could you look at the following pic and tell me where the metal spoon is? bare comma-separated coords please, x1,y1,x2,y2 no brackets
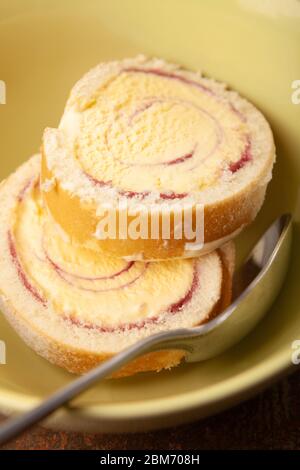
0,213,292,445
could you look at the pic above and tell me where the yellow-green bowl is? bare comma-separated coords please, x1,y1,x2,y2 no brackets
0,0,300,432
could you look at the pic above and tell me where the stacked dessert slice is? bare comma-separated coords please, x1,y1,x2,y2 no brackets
42,56,275,260
0,57,275,376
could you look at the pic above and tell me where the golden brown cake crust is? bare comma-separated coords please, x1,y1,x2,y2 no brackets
42,149,267,260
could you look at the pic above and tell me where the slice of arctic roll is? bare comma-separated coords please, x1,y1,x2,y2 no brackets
42,55,275,260
0,156,234,376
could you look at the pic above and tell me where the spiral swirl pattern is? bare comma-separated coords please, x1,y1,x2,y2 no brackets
9,178,202,332
73,67,251,198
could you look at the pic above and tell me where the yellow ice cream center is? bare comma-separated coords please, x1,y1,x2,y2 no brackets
73,69,248,193
13,182,195,328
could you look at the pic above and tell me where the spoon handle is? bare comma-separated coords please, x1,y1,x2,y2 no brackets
0,335,165,445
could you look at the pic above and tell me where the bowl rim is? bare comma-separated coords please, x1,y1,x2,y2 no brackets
0,347,294,427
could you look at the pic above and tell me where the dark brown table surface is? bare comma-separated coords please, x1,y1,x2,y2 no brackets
1,370,300,450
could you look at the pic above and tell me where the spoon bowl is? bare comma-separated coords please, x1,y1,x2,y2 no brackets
106,213,292,363
161,213,292,362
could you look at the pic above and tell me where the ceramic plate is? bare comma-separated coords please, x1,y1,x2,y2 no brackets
0,0,300,433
